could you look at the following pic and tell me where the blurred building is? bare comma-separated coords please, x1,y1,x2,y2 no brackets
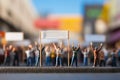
0,0,38,39
106,0,120,48
83,0,109,34
34,14,83,41
110,0,120,21
35,14,83,33
83,5,103,34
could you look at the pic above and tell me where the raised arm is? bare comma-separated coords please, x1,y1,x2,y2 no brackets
76,43,81,51
53,43,57,50
87,47,90,53
72,43,75,51
97,43,103,52
90,42,94,51
72,43,74,47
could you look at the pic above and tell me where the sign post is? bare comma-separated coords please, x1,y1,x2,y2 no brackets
67,31,70,67
39,31,42,67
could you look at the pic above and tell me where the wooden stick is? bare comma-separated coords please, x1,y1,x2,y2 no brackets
40,31,42,67
67,31,70,67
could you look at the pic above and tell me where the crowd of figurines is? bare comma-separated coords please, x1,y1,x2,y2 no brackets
1,42,120,67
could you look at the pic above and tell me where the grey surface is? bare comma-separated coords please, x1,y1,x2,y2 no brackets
0,67,120,73
0,73,119,80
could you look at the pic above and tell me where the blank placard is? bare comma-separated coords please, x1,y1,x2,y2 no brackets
5,32,24,41
85,34,106,42
41,30,68,39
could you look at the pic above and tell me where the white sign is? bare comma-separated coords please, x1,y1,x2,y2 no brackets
85,34,106,42
41,30,68,39
13,40,30,46
5,32,24,41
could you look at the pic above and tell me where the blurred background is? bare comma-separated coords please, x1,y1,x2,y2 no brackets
0,0,120,48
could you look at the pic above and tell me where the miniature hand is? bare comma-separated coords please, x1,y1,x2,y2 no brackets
100,43,103,46
90,42,93,46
